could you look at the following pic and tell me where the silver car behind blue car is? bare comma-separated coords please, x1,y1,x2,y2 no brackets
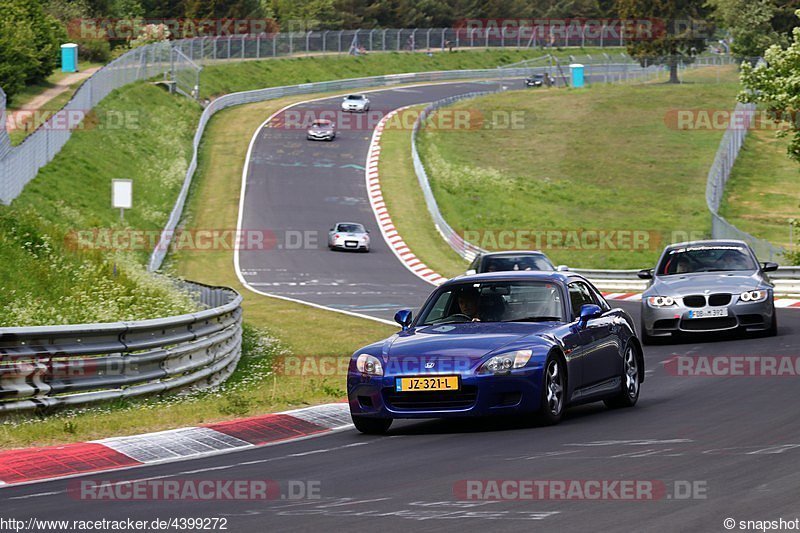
638,240,778,343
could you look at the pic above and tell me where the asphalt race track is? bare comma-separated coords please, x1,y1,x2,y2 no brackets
237,80,514,320
4,79,799,532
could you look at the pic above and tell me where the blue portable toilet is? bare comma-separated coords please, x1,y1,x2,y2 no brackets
61,43,78,73
569,63,585,88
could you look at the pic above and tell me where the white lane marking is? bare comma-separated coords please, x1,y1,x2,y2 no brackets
746,444,800,455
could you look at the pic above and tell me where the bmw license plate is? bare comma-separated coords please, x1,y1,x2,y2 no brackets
687,308,729,319
396,376,459,392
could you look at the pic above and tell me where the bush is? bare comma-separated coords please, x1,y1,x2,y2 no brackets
77,38,111,63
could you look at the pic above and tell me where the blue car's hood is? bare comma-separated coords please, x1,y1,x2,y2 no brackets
380,322,558,374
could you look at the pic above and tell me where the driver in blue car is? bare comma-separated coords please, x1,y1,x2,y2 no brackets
457,286,481,321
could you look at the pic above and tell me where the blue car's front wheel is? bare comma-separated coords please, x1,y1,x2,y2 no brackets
352,415,392,435
538,355,565,425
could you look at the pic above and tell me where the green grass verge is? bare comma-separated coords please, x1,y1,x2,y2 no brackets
0,82,202,326
199,48,619,98
379,106,469,278
414,65,742,270
720,127,800,252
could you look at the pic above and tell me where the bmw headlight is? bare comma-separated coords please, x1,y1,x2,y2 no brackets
356,354,384,376
647,296,675,307
478,350,532,375
739,290,768,303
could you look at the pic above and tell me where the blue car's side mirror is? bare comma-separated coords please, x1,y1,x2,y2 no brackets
578,304,602,327
394,309,413,330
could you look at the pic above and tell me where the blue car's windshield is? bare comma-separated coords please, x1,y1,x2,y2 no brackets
418,281,565,325
658,245,757,275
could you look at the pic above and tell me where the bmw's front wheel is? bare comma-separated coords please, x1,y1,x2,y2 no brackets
538,355,565,425
352,415,392,435
604,344,640,409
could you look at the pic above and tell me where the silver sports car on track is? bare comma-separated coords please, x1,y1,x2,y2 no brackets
638,239,778,343
307,119,336,141
341,94,370,112
328,222,370,252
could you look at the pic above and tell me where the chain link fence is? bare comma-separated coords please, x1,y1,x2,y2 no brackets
0,88,10,161
706,102,785,261
171,47,202,99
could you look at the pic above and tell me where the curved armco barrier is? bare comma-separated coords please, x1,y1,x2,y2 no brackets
0,281,242,413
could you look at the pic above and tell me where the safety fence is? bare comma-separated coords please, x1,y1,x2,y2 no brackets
705,102,785,261
0,281,242,413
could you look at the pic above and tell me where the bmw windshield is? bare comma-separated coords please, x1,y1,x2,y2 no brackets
418,281,566,325
657,245,758,275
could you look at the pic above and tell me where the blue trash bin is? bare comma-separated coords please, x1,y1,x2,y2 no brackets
570,63,585,88
61,43,78,73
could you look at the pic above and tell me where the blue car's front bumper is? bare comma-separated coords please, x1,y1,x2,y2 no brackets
347,366,545,419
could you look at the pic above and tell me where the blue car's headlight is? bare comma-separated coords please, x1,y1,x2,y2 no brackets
477,350,532,375
356,354,384,376
738,290,768,303
647,296,675,307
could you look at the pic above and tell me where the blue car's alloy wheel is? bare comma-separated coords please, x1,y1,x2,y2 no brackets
605,344,640,409
539,356,565,425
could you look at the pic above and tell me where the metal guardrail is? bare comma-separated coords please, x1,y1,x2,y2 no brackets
0,281,242,413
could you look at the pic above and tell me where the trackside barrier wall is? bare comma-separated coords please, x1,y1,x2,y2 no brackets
0,281,242,413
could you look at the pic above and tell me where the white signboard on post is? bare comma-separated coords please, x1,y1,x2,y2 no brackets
112,179,132,220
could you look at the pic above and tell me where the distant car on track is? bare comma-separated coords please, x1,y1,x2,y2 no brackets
466,251,567,275
328,222,370,252
347,271,644,434
638,239,778,344
341,94,370,112
307,119,336,141
524,73,552,87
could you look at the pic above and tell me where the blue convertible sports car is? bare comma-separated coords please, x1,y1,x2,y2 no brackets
347,271,645,434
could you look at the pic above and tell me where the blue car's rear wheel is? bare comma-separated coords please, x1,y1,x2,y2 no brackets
352,415,392,435
538,355,565,425
604,344,640,409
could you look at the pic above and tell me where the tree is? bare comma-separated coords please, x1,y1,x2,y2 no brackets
616,0,713,83
740,10,800,162
709,0,785,58
0,0,67,101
